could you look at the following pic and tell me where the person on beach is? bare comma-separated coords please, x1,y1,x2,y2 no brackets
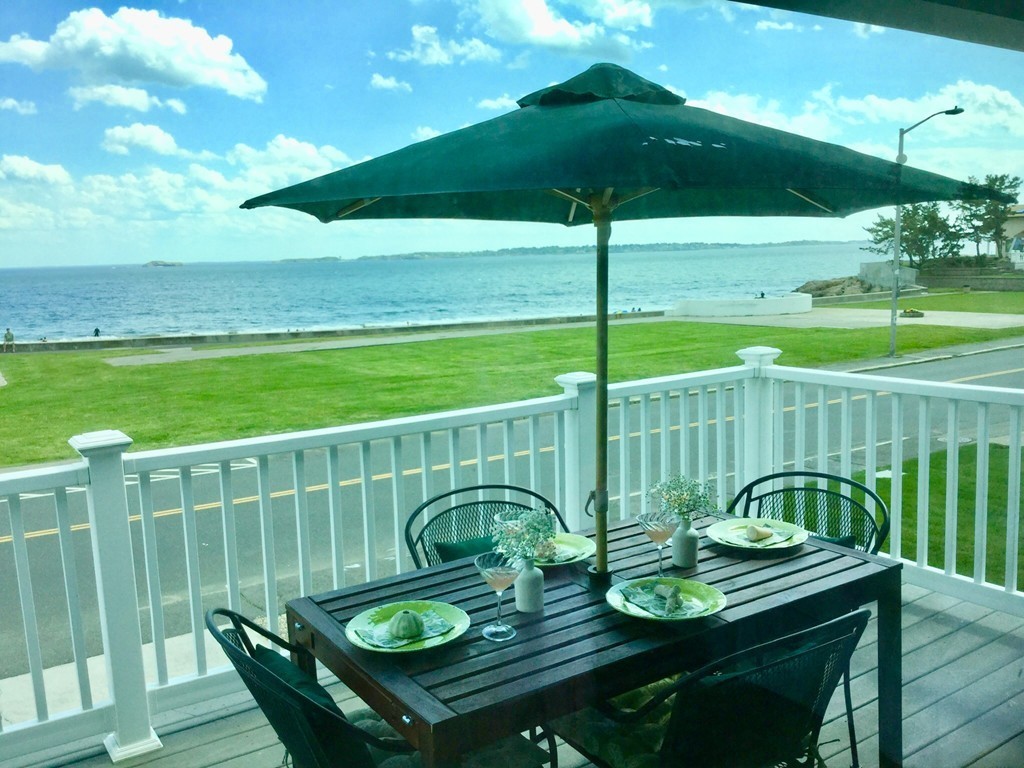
3,328,13,352
93,327,100,337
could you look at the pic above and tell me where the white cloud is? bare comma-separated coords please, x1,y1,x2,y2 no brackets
69,84,187,113
852,22,885,38
228,134,354,192
0,155,72,185
0,97,37,115
387,25,500,65
412,126,442,141
477,93,518,110
0,8,266,101
469,0,642,57
755,20,796,32
102,123,217,159
688,91,837,141
370,73,412,92
820,81,1024,138
570,0,653,30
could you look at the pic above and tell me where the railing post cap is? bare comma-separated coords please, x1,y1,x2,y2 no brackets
736,346,783,366
555,371,597,391
69,430,133,454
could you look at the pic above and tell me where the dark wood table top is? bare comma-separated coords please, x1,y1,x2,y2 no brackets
287,515,903,767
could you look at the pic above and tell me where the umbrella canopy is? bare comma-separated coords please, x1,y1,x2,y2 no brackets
242,63,1012,577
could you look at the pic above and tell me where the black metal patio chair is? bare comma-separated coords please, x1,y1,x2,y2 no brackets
724,470,891,555
206,608,554,768
549,609,871,768
404,484,569,568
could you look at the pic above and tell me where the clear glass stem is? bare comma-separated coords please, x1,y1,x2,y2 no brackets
495,590,505,627
656,544,665,577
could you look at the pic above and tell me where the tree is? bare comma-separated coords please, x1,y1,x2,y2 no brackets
952,194,986,261
977,174,1021,259
863,202,964,268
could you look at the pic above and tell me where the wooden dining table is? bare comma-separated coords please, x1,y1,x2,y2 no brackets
286,515,903,768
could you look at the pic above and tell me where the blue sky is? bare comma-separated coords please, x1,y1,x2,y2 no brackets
1,1,1022,268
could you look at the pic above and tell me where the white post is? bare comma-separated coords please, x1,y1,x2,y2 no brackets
555,372,597,531
69,430,162,761
735,347,782,487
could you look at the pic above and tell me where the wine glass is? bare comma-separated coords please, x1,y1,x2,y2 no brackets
474,551,523,642
636,511,679,577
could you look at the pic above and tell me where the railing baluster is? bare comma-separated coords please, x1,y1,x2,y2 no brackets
715,384,727,505
794,382,806,471
421,432,433,502
841,389,853,480
9,493,48,722
256,455,278,623
916,397,931,569
293,451,312,597
137,471,168,685
619,395,631,520
771,379,782,477
890,393,904,560
179,468,206,674
218,461,241,611
816,385,828,475
390,437,405,572
659,391,670,482
360,441,378,580
944,401,960,576
865,392,878,507
640,394,651,514
54,486,93,709
449,427,461,488
679,386,691,477
475,424,487,485
503,419,515,486
697,385,709,482
974,404,990,584
1006,406,1022,593
529,415,540,489
327,445,345,587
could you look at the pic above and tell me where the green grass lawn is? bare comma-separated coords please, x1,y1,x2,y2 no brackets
1,319,1022,467
853,290,1024,314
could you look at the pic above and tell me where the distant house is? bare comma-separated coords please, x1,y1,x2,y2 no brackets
1008,205,1024,269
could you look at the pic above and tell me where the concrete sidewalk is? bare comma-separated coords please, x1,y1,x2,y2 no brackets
101,307,1024,366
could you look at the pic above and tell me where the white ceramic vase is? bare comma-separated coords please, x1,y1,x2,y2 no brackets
515,558,545,612
671,518,699,568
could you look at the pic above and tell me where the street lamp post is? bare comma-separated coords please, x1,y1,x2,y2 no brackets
888,106,964,357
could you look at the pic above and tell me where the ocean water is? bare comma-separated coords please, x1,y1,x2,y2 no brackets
0,242,873,341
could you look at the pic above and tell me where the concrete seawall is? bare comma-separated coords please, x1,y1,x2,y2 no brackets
13,311,664,353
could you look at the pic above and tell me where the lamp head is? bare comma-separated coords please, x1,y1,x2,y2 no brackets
944,106,964,115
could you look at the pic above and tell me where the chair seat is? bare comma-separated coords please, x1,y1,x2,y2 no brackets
356,710,549,768
548,677,678,768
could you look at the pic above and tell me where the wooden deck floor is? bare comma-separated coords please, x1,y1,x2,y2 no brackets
41,583,1024,768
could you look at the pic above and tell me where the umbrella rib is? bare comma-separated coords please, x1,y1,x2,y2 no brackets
334,197,382,219
786,189,834,214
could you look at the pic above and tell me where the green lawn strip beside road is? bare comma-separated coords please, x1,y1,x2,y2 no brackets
874,443,1024,588
852,290,1024,314
0,321,1022,467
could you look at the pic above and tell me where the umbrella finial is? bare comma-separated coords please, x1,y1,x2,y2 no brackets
517,63,686,108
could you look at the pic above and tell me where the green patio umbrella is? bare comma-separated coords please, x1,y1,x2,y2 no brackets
241,63,1011,577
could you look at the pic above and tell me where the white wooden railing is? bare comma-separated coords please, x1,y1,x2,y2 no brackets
0,346,1020,766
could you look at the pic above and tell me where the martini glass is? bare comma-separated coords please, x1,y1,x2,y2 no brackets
474,551,523,642
636,511,679,577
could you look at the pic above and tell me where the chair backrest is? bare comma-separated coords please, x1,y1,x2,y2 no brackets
205,608,377,768
404,484,569,568
724,471,890,554
662,609,870,767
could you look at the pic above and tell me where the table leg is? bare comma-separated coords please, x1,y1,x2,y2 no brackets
877,574,903,768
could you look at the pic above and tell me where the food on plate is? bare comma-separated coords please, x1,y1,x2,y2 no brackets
654,583,683,613
746,524,774,541
387,609,425,639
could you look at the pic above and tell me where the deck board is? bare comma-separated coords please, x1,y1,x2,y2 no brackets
40,585,1024,768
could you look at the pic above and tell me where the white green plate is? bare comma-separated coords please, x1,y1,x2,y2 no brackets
706,518,809,550
345,600,470,653
606,577,726,622
535,533,597,567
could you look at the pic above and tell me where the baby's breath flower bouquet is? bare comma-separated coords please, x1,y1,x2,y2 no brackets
648,476,715,521
493,506,557,563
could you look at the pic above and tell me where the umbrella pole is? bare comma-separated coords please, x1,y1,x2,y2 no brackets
592,200,611,579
